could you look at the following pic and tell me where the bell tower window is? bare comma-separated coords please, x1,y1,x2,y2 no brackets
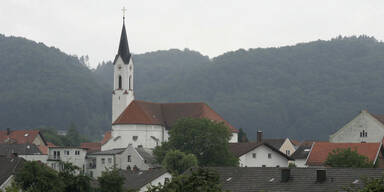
118,76,122,89
129,76,132,90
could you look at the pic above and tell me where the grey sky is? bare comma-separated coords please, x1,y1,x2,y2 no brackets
1,0,384,68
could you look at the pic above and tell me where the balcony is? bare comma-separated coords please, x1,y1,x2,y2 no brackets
47,155,61,161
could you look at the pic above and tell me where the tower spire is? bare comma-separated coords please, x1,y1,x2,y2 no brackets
114,6,131,64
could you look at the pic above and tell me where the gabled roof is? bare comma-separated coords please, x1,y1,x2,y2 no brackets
306,142,381,166
228,142,292,160
0,130,45,145
135,147,157,166
209,167,384,192
290,141,313,159
113,22,131,64
80,142,101,152
0,155,25,186
263,138,286,150
113,100,238,133
370,114,384,125
0,144,42,155
101,131,112,145
120,168,169,190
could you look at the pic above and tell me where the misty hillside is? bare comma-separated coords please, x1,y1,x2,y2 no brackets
96,35,384,140
2,33,384,140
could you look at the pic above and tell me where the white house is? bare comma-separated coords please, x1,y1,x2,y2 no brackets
264,138,297,156
329,110,384,143
120,169,172,192
102,18,238,151
229,142,292,167
47,146,88,173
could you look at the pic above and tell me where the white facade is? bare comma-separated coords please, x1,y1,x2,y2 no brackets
329,110,384,143
139,172,172,192
112,56,134,122
279,138,296,156
229,133,238,143
293,159,308,167
238,145,289,167
47,147,88,172
102,124,168,150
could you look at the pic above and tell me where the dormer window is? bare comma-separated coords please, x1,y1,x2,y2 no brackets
360,130,368,138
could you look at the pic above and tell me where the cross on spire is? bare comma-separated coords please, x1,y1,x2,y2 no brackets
121,7,127,22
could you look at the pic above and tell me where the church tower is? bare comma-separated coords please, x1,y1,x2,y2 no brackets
112,15,134,122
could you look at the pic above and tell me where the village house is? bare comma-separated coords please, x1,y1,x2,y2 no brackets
305,142,384,167
0,129,49,154
210,167,384,192
290,141,313,167
229,132,292,167
263,138,297,156
120,169,171,192
0,143,47,163
330,110,384,143
47,146,88,173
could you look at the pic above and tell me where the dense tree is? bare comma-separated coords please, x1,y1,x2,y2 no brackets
59,162,91,192
146,168,225,192
158,118,237,166
97,168,125,192
345,176,384,192
14,161,64,192
325,148,373,168
162,150,198,175
40,126,88,146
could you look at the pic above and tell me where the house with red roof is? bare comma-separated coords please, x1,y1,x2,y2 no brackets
305,142,384,167
330,110,384,143
0,129,48,154
103,18,238,151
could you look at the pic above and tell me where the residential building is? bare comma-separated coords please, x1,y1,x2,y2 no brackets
125,145,159,171
47,146,88,172
120,169,171,192
0,155,25,191
330,110,384,143
264,138,297,156
305,142,383,167
0,143,47,163
290,141,313,167
0,129,48,154
209,167,384,192
229,142,292,167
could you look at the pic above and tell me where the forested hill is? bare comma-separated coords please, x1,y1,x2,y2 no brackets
95,35,384,140
0,34,111,138
2,34,384,140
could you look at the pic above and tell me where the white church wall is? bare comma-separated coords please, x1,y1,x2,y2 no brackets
329,110,384,143
239,145,289,167
102,124,168,151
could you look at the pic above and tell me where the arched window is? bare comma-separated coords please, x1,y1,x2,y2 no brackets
118,76,122,89
129,76,132,90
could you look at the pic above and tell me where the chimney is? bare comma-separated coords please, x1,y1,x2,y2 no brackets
281,168,290,182
257,131,263,144
316,169,326,182
6,128,10,135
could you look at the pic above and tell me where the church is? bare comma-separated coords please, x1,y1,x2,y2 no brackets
101,17,238,151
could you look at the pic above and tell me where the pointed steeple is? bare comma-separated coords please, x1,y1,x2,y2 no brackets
114,17,131,64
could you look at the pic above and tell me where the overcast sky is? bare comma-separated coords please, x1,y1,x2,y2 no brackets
1,0,384,68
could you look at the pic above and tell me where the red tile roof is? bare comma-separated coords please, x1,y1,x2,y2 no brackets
101,131,111,145
113,100,238,133
81,142,101,152
0,130,41,144
306,142,381,166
